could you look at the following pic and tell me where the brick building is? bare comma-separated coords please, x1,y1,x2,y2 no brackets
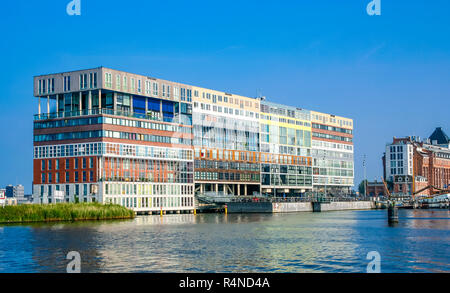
382,127,450,196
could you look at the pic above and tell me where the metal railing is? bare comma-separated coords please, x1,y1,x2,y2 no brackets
34,109,190,125
196,193,374,204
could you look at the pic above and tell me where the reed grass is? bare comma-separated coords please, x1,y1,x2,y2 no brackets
0,203,135,223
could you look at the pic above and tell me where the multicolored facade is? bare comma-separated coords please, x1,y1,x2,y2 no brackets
33,67,354,212
310,111,355,195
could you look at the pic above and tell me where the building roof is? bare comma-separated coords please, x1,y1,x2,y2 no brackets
429,127,450,145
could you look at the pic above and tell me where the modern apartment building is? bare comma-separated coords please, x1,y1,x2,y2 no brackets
5,184,25,198
259,101,314,196
33,67,354,212
310,111,355,195
33,67,195,213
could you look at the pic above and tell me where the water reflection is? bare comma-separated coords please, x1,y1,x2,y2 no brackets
0,210,448,273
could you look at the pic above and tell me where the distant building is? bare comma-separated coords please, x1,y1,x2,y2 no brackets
382,127,450,196
5,184,25,199
4,198,18,206
366,181,387,197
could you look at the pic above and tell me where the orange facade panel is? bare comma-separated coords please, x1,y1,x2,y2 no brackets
194,147,312,166
33,156,98,185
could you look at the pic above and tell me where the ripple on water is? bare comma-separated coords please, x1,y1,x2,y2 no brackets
0,210,449,272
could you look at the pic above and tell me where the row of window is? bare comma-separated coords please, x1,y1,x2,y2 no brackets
389,145,405,153
104,158,192,172
79,73,98,90
104,183,193,196
261,164,312,175
103,144,193,161
389,153,404,160
39,184,94,198
390,168,405,175
311,140,354,151
101,158,193,184
261,174,313,187
312,176,354,186
311,149,353,160
41,170,94,184
202,92,259,110
260,114,311,127
102,173,193,184
103,116,192,134
260,144,311,157
260,103,310,121
313,158,354,169
194,102,260,119
312,168,354,177
34,142,193,161
39,72,99,95
38,78,55,94
260,127,312,148
312,132,353,143
312,113,353,128
195,160,260,172
34,117,101,129
41,158,94,171
103,130,192,145
312,123,353,134
106,196,194,209
34,130,192,145
105,73,193,102
194,172,260,182
35,115,192,135
390,160,404,168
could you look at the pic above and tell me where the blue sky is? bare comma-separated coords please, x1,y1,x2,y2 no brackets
0,0,449,193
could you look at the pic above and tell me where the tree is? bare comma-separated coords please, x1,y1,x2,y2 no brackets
359,180,368,195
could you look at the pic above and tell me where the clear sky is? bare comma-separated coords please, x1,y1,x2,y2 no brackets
0,0,449,193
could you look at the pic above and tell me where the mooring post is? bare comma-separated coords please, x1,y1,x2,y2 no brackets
387,201,398,223
312,201,321,212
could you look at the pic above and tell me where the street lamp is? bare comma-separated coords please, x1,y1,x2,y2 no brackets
323,152,327,197
363,154,367,197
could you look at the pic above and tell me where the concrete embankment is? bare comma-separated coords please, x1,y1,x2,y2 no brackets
226,202,273,213
227,201,375,213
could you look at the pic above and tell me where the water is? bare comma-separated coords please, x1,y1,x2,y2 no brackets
0,209,449,273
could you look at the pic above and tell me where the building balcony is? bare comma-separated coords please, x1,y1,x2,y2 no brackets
34,109,192,125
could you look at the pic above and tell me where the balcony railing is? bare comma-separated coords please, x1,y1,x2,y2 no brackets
34,109,192,125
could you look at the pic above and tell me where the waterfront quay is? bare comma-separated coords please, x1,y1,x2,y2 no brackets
193,195,376,214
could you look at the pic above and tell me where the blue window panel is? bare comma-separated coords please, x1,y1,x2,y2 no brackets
163,113,174,123
162,101,174,113
147,98,160,112
133,96,146,109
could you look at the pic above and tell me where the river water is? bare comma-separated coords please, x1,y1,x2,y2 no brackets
0,209,448,273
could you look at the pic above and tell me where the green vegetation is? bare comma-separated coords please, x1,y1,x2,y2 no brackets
358,180,368,195
0,203,135,224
